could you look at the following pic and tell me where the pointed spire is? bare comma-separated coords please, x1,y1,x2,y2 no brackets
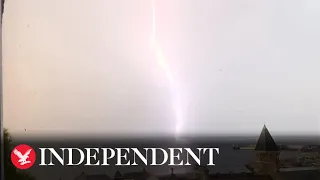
142,168,149,179
167,168,178,180
115,170,122,179
255,125,278,151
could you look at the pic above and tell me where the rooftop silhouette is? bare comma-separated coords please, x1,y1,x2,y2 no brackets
255,125,278,151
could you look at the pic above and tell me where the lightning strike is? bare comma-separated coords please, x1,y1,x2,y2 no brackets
150,0,184,136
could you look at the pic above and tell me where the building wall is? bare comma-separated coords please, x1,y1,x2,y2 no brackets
255,152,280,175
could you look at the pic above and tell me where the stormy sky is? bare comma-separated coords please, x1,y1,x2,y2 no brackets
3,0,320,137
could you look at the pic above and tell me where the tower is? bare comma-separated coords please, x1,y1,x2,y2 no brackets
167,168,178,180
192,165,209,180
254,125,280,175
114,170,123,180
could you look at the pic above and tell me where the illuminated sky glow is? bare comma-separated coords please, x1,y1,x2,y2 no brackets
150,0,184,136
3,0,320,137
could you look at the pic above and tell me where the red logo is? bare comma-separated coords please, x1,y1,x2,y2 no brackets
11,144,36,170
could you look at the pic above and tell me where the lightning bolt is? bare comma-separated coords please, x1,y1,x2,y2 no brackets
150,0,183,137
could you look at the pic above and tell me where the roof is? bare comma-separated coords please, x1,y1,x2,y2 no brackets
123,169,150,180
74,173,111,180
115,170,122,179
207,173,272,180
86,175,111,180
280,167,319,172
255,125,278,151
271,170,320,180
164,168,184,180
167,173,179,180
147,175,160,180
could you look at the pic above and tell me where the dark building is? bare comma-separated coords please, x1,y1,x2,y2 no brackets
114,170,123,180
122,168,150,180
74,172,111,180
253,125,280,175
72,125,320,180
